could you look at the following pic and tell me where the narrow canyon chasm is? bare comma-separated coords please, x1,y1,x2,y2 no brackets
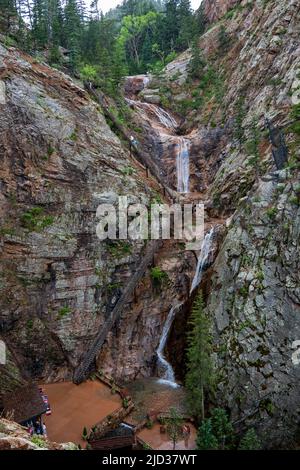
1,0,300,451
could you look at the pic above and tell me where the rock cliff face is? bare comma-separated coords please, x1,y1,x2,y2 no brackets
1,0,300,449
0,43,192,386
0,418,77,450
202,0,241,23
209,169,300,447
156,0,299,447
124,0,300,446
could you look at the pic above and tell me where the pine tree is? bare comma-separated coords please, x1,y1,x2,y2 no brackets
32,0,48,47
234,94,246,144
163,0,179,52
178,0,195,49
64,0,83,68
210,408,234,450
238,429,262,450
218,24,231,54
196,418,218,450
166,407,183,450
0,0,17,34
185,292,214,421
194,2,206,37
188,40,206,79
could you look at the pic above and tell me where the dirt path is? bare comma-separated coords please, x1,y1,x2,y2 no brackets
40,380,121,447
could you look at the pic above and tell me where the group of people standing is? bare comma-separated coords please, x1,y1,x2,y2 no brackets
27,419,47,438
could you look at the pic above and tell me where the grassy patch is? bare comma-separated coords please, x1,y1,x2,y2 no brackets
58,306,72,318
150,266,168,288
21,207,54,232
31,436,47,448
20,206,54,232
107,241,132,258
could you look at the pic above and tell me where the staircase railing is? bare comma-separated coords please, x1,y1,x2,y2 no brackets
84,82,177,201
73,240,162,384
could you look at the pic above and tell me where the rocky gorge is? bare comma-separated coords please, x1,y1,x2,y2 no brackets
0,0,300,450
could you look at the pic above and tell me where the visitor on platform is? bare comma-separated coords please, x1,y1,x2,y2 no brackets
182,424,191,449
42,423,47,438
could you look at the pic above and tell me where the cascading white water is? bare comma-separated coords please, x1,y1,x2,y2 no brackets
126,99,178,130
126,90,191,194
176,137,190,193
190,228,215,294
156,304,182,388
150,105,178,129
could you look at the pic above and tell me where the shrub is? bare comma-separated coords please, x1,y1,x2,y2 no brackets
82,426,88,441
80,64,98,82
150,267,168,287
123,398,129,409
238,428,262,450
21,207,54,231
121,166,135,176
58,306,72,318
266,207,278,220
289,104,300,135
107,241,132,258
218,25,231,54
146,418,154,429
31,435,47,448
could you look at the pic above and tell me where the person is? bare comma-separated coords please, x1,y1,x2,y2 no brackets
27,422,34,436
129,135,138,154
182,424,191,449
42,423,47,438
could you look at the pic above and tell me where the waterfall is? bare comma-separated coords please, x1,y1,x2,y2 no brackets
190,228,215,294
156,304,182,388
125,99,178,131
176,138,190,193
149,105,178,129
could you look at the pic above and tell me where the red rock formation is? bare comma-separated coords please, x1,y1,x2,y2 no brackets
202,0,242,23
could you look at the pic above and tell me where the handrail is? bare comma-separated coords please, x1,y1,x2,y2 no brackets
73,240,162,384
84,82,177,201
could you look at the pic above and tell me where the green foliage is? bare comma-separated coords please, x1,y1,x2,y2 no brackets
266,207,278,220
31,435,47,448
21,207,54,232
146,418,154,429
120,166,135,176
11,0,200,88
185,292,214,420
150,266,168,287
218,25,231,54
122,397,129,409
82,426,88,440
107,241,132,258
142,442,152,449
188,41,206,80
80,64,98,82
210,408,234,449
289,104,300,136
245,117,261,158
58,306,72,318
197,408,257,450
196,418,218,450
238,428,262,450
234,95,246,144
166,407,183,450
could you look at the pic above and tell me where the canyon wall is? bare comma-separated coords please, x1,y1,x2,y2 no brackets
159,0,299,447
0,42,192,387
1,0,300,448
